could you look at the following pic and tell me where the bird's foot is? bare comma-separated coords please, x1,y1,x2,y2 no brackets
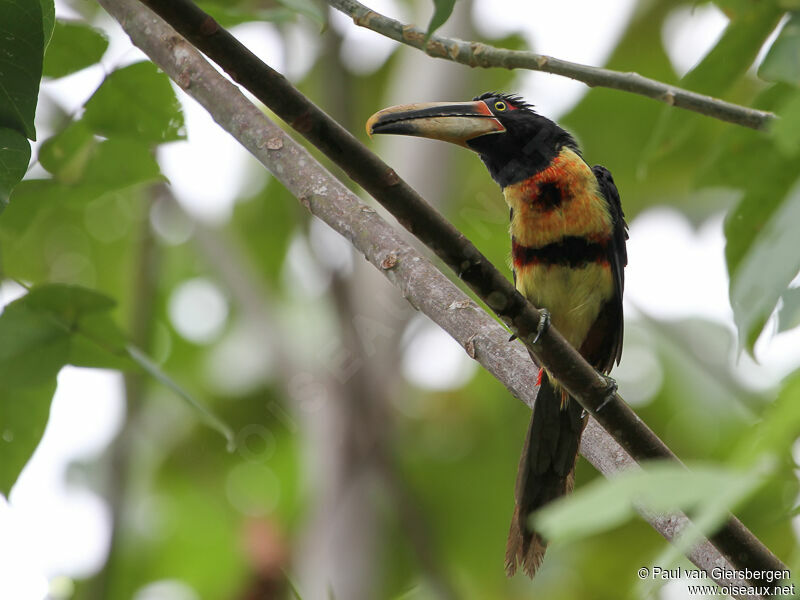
596,376,618,412
532,309,550,344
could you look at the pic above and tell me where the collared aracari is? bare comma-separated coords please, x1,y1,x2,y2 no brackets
366,92,628,577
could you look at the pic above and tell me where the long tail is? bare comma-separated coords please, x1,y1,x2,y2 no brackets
505,370,586,577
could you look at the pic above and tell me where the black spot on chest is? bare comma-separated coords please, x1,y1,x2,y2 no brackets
537,182,564,210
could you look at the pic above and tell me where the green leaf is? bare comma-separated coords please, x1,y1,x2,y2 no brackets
0,0,45,140
0,298,68,495
0,282,235,494
778,286,800,332
37,120,96,182
0,286,76,494
702,86,800,354
425,0,456,41
0,302,70,388
0,138,161,247
0,179,61,239
731,370,800,465
68,312,132,370
0,381,58,495
43,20,109,79
771,88,800,155
0,284,135,372
0,283,129,493
275,0,325,28
683,3,782,94
15,284,135,369
83,62,186,144
642,463,766,597
80,137,164,190
533,461,760,544
0,127,31,212
23,283,116,318
641,398,788,580
728,179,800,352
728,178,800,353
40,0,54,46
759,12,800,85
640,2,782,170
80,137,161,187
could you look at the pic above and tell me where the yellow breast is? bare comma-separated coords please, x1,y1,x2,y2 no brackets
515,262,613,350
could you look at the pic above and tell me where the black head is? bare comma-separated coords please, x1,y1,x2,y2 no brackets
467,92,579,187
367,92,579,188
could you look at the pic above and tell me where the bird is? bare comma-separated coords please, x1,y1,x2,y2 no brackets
366,92,628,577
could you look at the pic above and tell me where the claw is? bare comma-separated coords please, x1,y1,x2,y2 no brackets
532,309,550,344
596,376,618,412
508,333,518,342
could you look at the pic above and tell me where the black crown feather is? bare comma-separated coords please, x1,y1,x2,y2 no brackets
473,91,535,112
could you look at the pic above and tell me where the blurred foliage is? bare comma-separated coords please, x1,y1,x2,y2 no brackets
199,0,326,28
759,11,800,85
42,20,109,79
2,0,800,599
425,0,456,40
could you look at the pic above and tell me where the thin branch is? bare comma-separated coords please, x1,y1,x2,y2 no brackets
99,0,782,592
328,0,774,131
125,0,785,583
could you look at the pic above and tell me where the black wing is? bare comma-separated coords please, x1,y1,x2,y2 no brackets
590,165,628,372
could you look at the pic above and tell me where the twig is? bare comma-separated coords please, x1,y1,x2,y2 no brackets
328,0,774,131
99,0,783,591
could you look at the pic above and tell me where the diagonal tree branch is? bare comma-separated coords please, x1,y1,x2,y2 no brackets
126,0,785,583
327,0,775,131
99,0,784,592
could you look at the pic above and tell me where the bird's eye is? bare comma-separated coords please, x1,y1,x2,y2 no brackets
494,101,507,112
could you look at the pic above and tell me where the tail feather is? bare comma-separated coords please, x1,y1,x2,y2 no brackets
505,372,586,577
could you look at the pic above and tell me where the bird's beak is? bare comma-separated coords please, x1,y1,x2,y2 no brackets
366,101,505,148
